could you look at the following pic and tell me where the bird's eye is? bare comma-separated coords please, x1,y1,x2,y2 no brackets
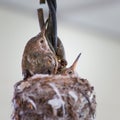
40,39,44,43
67,70,73,75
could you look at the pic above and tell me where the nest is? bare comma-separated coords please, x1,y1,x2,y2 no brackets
12,74,96,120
12,0,96,119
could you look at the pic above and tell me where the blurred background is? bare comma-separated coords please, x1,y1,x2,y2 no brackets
0,0,120,119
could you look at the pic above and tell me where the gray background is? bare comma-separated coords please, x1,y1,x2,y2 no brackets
0,0,120,119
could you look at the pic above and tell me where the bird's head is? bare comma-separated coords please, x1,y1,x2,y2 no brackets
24,20,51,52
61,53,81,76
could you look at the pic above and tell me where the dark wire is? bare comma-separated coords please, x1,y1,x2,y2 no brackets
46,0,57,52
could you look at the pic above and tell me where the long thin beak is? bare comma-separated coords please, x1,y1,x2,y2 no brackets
41,19,48,37
70,53,81,70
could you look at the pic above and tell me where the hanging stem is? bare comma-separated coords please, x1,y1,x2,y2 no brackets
37,8,45,30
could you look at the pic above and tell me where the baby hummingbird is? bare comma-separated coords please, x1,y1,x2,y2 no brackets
61,53,81,76
22,21,58,79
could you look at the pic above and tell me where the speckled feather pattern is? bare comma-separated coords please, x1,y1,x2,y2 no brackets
22,33,58,76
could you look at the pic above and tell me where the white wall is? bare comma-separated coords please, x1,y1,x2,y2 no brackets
0,6,120,120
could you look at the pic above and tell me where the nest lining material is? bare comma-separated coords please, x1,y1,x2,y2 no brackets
12,74,96,120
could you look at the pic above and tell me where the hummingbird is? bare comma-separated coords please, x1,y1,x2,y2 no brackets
22,21,58,79
61,53,81,76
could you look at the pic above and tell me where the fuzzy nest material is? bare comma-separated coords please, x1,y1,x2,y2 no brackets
12,74,96,120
